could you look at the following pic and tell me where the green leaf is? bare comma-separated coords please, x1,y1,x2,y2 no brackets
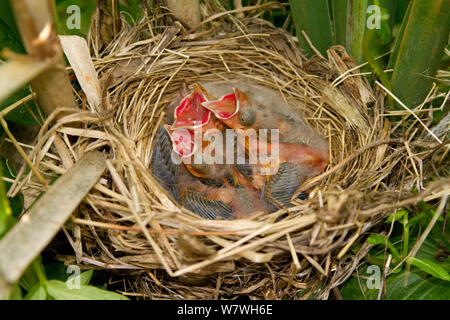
0,2,20,40
289,0,334,57
46,280,129,300
0,152,107,286
19,265,41,292
55,0,97,37
407,257,450,281
340,265,450,300
331,0,347,46
44,262,72,282
8,283,23,300
409,218,450,271
406,212,427,228
1,158,23,217
367,234,388,245
385,209,409,224
332,0,396,58
367,234,401,259
0,160,15,238
79,270,94,285
24,283,47,300
0,89,43,126
339,264,380,299
384,270,450,300
346,0,369,64
373,4,394,46
120,0,144,24
0,17,43,126
389,0,450,107
394,0,411,24
0,18,24,54
376,0,397,31
64,268,95,287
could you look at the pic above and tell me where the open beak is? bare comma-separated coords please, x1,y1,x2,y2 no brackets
164,124,198,158
172,84,211,129
202,91,239,120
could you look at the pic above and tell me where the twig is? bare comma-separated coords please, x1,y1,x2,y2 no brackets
377,254,392,300
11,0,78,117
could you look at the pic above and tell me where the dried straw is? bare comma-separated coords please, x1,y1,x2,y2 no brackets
7,5,449,300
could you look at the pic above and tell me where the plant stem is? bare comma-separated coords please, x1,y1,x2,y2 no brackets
166,0,201,29
346,0,369,64
10,0,78,117
402,211,409,259
31,260,47,285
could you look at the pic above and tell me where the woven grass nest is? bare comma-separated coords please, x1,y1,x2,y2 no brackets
11,6,449,299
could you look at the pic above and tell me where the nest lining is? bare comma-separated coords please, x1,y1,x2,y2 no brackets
8,8,449,299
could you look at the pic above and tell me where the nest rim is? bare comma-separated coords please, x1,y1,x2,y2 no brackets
9,8,449,299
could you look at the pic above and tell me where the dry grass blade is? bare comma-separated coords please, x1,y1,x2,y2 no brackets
59,36,102,112
0,55,52,103
0,151,107,287
4,5,448,299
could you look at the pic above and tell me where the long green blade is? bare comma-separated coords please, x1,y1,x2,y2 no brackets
377,0,397,28
290,0,334,57
389,0,450,107
332,0,347,46
346,0,369,64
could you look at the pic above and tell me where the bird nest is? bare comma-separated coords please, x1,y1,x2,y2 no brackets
9,7,448,299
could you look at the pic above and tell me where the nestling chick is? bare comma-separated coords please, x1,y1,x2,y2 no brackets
201,80,329,206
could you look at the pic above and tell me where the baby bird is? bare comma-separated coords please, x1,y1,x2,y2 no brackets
153,82,276,219
152,125,234,219
201,81,329,207
164,83,232,180
202,87,329,173
152,124,275,219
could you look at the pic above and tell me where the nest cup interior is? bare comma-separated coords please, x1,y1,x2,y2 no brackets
10,9,447,299
100,17,384,223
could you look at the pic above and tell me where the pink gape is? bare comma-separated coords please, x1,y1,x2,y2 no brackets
159,81,330,218
165,84,212,159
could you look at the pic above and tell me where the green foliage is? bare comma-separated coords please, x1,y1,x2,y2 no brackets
331,0,347,46
46,280,129,300
9,258,129,300
406,257,450,282
0,17,24,54
1,158,23,218
340,206,450,300
367,234,401,260
341,266,450,300
0,17,43,126
289,0,333,57
54,0,146,36
389,0,450,107
120,0,146,24
0,0,20,40
24,283,47,300
8,284,23,300
291,0,449,109
1,0,448,300
0,160,16,238
54,0,97,36
0,155,125,300
346,0,369,64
